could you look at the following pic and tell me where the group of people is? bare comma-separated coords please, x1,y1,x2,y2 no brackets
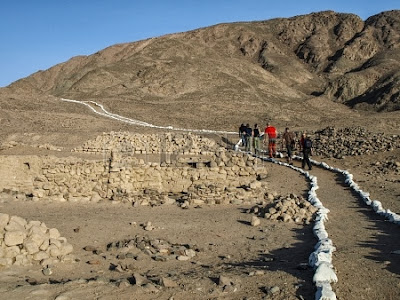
238,122,313,170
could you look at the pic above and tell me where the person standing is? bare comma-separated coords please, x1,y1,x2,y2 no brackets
282,127,295,164
239,123,247,147
253,124,260,154
264,122,277,158
300,132,313,170
245,124,253,152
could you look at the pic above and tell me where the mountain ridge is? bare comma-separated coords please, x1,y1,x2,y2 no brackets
1,10,399,135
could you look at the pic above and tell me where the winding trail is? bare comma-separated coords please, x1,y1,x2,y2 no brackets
60,97,400,299
60,98,237,135
308,163,400,299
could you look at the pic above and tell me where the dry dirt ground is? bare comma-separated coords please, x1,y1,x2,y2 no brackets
0,96,399,300
0,141,399,300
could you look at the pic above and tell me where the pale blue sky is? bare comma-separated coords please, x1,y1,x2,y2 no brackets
0,0,398,87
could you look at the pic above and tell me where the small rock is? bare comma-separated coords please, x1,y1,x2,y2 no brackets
114,264,124,273
133,272,150,286
95,276,109,283
218,275,233,287
117,279,131,288
87,260,101,265
42,267,53,276
269,286,280,294
83,245,97,252
55,295,70,300
153,255,168,262
176,255,190,261
159,277,178,288
251,216,261,227
144,221,154,231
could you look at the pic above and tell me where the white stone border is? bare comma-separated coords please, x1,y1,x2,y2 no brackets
234,138,338,299
60,98,237,135
260,154,337,300
306,157,400,225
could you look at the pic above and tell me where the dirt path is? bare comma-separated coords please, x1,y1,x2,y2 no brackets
60,98,237,135
306,162,400,300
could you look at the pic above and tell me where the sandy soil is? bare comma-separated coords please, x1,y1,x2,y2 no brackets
0,95,399,300
0,147,399,300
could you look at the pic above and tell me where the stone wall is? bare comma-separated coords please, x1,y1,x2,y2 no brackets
72,132,218,156
0,133,270,206
30,150,269,206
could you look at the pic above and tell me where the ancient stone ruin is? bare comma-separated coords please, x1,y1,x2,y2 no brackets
1,132,271,208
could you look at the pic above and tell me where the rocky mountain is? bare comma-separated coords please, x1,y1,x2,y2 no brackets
1,10,400,133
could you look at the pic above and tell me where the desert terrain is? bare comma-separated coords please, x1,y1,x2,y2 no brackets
0,10,400,300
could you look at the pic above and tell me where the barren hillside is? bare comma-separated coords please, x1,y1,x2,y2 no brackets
1,10,400,137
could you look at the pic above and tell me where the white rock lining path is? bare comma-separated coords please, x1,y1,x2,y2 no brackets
60,98,237,135
60,97,400,300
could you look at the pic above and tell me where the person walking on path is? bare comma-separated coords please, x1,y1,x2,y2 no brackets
264,122,277,158
282,127,296,164
245,123,253,152
253,124,261,154
300,132,313,170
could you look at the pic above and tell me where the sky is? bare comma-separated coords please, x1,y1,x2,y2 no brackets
0,0,398,87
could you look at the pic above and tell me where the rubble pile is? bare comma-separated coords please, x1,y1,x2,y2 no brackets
107,235,199,262
0,213,74,267
310,126,400,158
370,157,400,175
1,141,62,151
251,194,317,224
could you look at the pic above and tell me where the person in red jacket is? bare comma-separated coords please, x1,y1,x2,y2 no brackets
263,122,277,158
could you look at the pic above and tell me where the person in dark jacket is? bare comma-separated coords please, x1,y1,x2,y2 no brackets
282,127,295,164
300,132,313,170
245,123,252,152
253,124,260,154
239,123,247,147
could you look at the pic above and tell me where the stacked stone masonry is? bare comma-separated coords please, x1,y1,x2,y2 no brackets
31,151,269,206
5,133,270,206
72,132,218,156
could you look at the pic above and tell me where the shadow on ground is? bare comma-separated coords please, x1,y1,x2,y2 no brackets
335,173,400,276
226,224,316,299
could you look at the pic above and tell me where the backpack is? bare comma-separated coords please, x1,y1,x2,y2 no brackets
304,138,312,149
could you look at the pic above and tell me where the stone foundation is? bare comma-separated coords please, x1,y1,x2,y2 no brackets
0,133,271,206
